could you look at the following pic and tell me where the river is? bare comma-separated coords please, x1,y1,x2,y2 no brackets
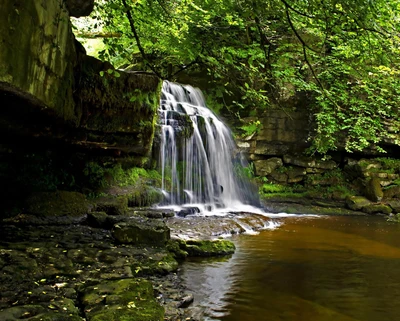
181,215,400,321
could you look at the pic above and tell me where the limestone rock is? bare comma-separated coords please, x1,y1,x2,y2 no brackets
0,0,77,122
65,0,94,17
365,177,384,202
346,196,372,211
388,201,400,213
384,186,400,199
181,239,236,257
254,157,283,176
362,204,392,215
94,195,129,216
287,166,307,183
112,217,170,246
283,155,337,170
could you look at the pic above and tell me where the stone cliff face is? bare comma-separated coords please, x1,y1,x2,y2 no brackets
0,0,77,123
0,0,161,157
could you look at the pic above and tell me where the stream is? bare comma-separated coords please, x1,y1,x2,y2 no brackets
181,215,400,321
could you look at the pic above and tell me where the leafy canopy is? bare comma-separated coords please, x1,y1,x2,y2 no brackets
74,0,400,154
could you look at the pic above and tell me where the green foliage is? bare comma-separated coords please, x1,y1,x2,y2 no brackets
74,0,400,154
260,183,292,194
83,163,162,190
239,120,261,138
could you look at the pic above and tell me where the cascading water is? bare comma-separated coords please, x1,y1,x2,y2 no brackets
158,81,261,215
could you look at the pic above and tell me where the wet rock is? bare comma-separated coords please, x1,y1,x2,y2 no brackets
177,207,200,217
94,196,128,216
363,204,392,215
177,294,194,308
346,196,372,211
87,211,109,228
66,0,95,17
132,253,179,276
182,239,236,257
81,278,164,321
24,191,89,217
365,177,384,202
112,217,170,246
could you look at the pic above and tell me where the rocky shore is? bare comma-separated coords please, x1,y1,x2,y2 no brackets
0,193,276,321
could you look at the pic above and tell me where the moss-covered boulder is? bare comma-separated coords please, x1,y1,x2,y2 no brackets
24,191,89,217
131,253,179,276
181,239,236,257
362,204,392,215
346,196,372,211
112,217,170,246
87,211,109,228
82,279,164,321
94,195,128,216
365,177,384,202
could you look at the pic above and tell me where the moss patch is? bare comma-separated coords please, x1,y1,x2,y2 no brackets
24,191,89,217
82,279,164,321
180,239,236,257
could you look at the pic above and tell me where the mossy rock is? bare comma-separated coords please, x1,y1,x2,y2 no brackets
181,239,236,257
346,196,372,211
87,211,109,228
82,279,164,321
362,204,392,215
112,217,170,246
0,304,81,321
24,191,89,217
388,201,400,213
127,187,163,207
94,195,128,215
131,253,179,276
365,177,384,202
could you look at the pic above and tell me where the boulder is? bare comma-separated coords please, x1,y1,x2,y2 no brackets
65,0,94,17
112,217,170,246
253,157,283,176
94,195,128,216
181,239,236,257
362,204,392,215
365,177,384,202
346,196,372,211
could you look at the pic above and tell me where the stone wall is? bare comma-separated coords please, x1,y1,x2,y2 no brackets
239,109,310,161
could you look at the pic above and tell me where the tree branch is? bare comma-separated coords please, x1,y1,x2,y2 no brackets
121,0,163,78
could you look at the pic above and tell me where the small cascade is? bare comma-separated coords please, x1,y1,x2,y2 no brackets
158,81,260,215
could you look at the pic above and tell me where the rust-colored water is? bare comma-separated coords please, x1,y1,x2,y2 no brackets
181,215,400,321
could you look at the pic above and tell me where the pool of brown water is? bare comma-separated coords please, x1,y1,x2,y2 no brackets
181,215,400,321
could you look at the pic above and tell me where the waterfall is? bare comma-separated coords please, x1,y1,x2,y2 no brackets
158,81,260,215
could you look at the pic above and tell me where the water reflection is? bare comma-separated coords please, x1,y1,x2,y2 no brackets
181,216,400,321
